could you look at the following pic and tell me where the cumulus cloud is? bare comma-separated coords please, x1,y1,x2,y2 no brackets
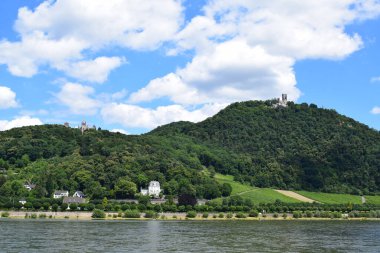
0,86,18,109
55,83,100,115
371,106,380,114
101,103,227,129
57,56,125,83
110,129,129,135
130,0,380,109
0,116,43,131
0,0,183,81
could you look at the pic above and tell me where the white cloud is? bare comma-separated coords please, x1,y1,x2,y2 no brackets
57,56,125,83
110,129,129,135
370,76,380,82
130,0,380,108
0,0,183,80
371,106,380,114
55,83,100,115
101,103,227,129
131,40,299,105
0,116,43,131
0,86,18,109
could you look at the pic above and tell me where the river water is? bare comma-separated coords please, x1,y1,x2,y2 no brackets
0,219,379,252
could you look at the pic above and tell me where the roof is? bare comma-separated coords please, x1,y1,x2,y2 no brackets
54,190,68,194
63,197,86,204
149,181,160,187
74,191,85,196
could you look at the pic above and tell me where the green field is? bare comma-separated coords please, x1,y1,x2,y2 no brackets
296,191,380,205
365,196,380,205
215,173,300,203
215,173,380,205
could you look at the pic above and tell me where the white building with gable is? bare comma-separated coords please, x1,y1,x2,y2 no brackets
140,181,161,198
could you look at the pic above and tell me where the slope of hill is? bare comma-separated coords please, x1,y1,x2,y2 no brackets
150,100,380,194
0,100,379,203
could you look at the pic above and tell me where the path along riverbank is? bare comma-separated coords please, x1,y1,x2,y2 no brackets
1,211,379,221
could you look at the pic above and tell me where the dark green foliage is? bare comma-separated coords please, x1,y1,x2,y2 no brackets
0,99,379,202
124,210,140,218
186,211,197,218
151,101,380,194
144,210,158,219
91,209,105,219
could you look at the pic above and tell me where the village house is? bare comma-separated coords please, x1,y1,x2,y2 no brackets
53,190,69,199
140,181,161,198
24,183,36,191
73,191,85,198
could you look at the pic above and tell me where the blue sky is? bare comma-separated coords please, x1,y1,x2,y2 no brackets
0,0,379,134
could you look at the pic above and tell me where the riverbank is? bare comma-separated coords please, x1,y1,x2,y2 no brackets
1,211,379,221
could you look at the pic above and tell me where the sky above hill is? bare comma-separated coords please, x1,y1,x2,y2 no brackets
0,0,380,134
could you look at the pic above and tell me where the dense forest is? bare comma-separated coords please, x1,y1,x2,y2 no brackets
0,100,379,203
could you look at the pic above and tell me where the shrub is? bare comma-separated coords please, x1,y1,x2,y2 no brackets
273,213,279,218
282,213,288,219
124,210,141,218
218,213,224,218
186,211,197,218
61,203,68,211
213,214,217,219
1,212,10,218
92,209,106,219
236,212,247,218
30,213,37,219
39,214,47,219
69,203,78,211
52,204,59,212
87,203,95,211
249,210,259,217
226,213,233,219
144,211,158,219
202,212,209,219
172,215,177,219
293,211,301,219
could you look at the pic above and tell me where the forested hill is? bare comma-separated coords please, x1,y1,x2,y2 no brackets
0,100,379,201
150,100,380,194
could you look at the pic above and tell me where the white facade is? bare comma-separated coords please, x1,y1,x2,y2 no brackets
141,181,161,198
53,191,69,199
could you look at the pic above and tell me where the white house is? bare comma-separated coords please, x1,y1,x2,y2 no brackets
19,199,27,205
73,191,85,198
140,181,161,198
24,183,36,191
53,190,69,199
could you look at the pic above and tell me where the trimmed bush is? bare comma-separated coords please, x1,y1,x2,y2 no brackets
92,209,106,219
186,211,197,218
249,210,259,217
236,212,247,218
273,213,279,218
282,213,288,219
202,212,209,219
218,213,224,218
1,212,10,218
39,214,47,219
124,210,141,218
226,213,233,219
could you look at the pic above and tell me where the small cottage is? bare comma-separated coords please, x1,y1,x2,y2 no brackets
73,191,85,198
24,183,36,191
53,190,69,199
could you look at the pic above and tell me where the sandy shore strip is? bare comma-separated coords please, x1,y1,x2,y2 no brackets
275,190,316,203
1,211,378,221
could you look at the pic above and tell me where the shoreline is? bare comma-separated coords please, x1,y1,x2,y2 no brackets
1,211,379,221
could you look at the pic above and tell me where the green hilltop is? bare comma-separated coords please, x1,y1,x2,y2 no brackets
0,100,379,203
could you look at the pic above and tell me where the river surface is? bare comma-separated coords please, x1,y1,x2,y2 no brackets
0,219,379,252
